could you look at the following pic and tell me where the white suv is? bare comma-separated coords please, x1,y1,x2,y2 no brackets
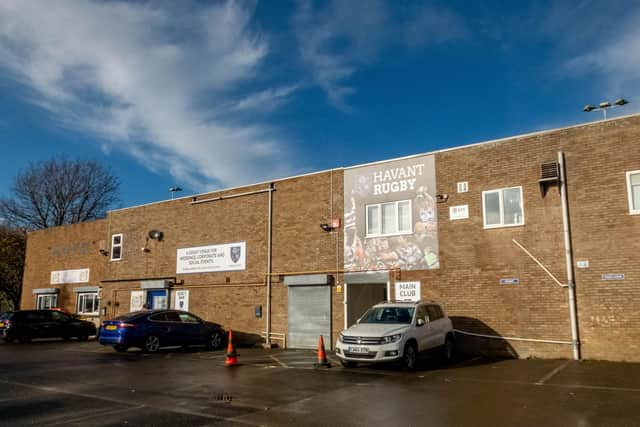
335,300,455,370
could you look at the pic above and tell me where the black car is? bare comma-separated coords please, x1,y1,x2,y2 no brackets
99,309,227,353
0,310,97,343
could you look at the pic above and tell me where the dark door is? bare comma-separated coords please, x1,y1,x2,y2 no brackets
146,312,175,346
49,310,72,338
31,311,56,338
177,312,204,345
347,283,387,327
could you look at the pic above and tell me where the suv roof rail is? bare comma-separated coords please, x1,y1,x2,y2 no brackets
375,299,439,305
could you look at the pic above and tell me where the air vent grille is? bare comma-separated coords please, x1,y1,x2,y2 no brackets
540,162,559,180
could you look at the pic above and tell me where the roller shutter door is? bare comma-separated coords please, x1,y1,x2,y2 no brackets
288,285,331,349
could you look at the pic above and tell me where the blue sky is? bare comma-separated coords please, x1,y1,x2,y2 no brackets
0,0,638,208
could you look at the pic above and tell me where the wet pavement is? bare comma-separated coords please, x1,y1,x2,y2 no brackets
1,339,640,426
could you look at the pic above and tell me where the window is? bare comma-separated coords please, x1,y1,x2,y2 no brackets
482,186,524,228
37,294,57,310
626,171,640,214
426,305,443,321
178,313,200,323
77,292,99,315
50,311,71,322
365,200,412,237
149,313,167,322
111,234,123,261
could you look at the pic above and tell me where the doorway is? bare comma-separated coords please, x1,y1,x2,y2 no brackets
146,290,168,309
346,283,387,327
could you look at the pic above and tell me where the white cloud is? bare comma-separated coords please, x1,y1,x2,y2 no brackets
292,0,388,110
0,0,296,191
292,0,466,110
563,8,640,112
403,4,467,49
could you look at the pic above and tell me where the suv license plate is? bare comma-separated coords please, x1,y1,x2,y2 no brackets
105,325,117,331
348,346,369,354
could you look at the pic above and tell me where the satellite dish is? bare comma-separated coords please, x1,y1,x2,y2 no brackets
148,230,164,241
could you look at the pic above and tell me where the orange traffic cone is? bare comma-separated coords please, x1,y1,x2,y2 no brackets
314,335,331,368
225,329,238,367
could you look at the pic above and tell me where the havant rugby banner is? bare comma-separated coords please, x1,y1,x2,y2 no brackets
177,242,246,274
344,154,439,271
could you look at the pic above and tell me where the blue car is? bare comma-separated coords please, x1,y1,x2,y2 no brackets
99,309,226,353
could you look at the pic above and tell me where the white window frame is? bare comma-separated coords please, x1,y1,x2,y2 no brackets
110,233,123,261
626,170,640,215
365,200,413,238
76,292,100,315
482,186,525,229
37,294,57,310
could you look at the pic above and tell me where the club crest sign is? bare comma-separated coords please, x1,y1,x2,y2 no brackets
177,242,246,274
230,246,242,263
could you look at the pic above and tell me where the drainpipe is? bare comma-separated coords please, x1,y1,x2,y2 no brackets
558,151,580,360
265,183,274,347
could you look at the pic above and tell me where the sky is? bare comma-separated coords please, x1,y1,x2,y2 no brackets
0,0,638,208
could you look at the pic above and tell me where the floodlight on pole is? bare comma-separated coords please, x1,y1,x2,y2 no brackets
583,98,629,120
169,186,183,200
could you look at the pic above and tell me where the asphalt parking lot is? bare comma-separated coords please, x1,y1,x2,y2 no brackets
1,339,640,426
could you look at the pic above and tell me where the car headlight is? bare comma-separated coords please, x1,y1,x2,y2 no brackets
338,333,344,343
381,334,402,344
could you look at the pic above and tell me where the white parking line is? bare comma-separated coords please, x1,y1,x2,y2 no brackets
269,355,289,368
536,360,571,385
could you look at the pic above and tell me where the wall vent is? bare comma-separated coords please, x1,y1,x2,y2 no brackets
539,162,560,197
540,162,559,180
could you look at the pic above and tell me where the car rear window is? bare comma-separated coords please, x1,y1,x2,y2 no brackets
114,311,147,321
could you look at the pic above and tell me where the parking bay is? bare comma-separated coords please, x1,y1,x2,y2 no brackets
1,340,640,426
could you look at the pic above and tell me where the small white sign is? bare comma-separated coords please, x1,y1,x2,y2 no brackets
177,242,246,274
130,290,145,311
395,281,421,302
173,290,189,311
576,260,589,269
50,268,90,285
602,273,624,281
500,278,520,285
449,205,469,220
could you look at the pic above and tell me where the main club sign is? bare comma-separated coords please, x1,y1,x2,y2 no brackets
176,242,246,274
344,154,439,271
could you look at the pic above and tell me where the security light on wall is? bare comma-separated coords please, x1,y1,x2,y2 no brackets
148,230,164,241
320,223,333,232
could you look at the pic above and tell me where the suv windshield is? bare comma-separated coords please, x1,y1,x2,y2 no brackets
359,306,415,324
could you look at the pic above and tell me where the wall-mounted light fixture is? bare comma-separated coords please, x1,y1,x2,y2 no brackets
320,223,333,232
148,230,164,241
99,249,108,256
436,194,449,203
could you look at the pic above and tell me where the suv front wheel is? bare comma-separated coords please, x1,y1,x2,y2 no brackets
402,342,417,371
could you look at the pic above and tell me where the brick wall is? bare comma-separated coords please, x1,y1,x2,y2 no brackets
21,219,107,312
20,115,640,361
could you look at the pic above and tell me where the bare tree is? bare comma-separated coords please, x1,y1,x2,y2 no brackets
0,157,120,230
0,226,25,310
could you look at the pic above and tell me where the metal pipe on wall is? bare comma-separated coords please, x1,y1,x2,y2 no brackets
265,183,274,347
558,151,581,360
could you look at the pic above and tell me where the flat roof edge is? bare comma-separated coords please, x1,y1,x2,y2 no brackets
111,112,640,213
